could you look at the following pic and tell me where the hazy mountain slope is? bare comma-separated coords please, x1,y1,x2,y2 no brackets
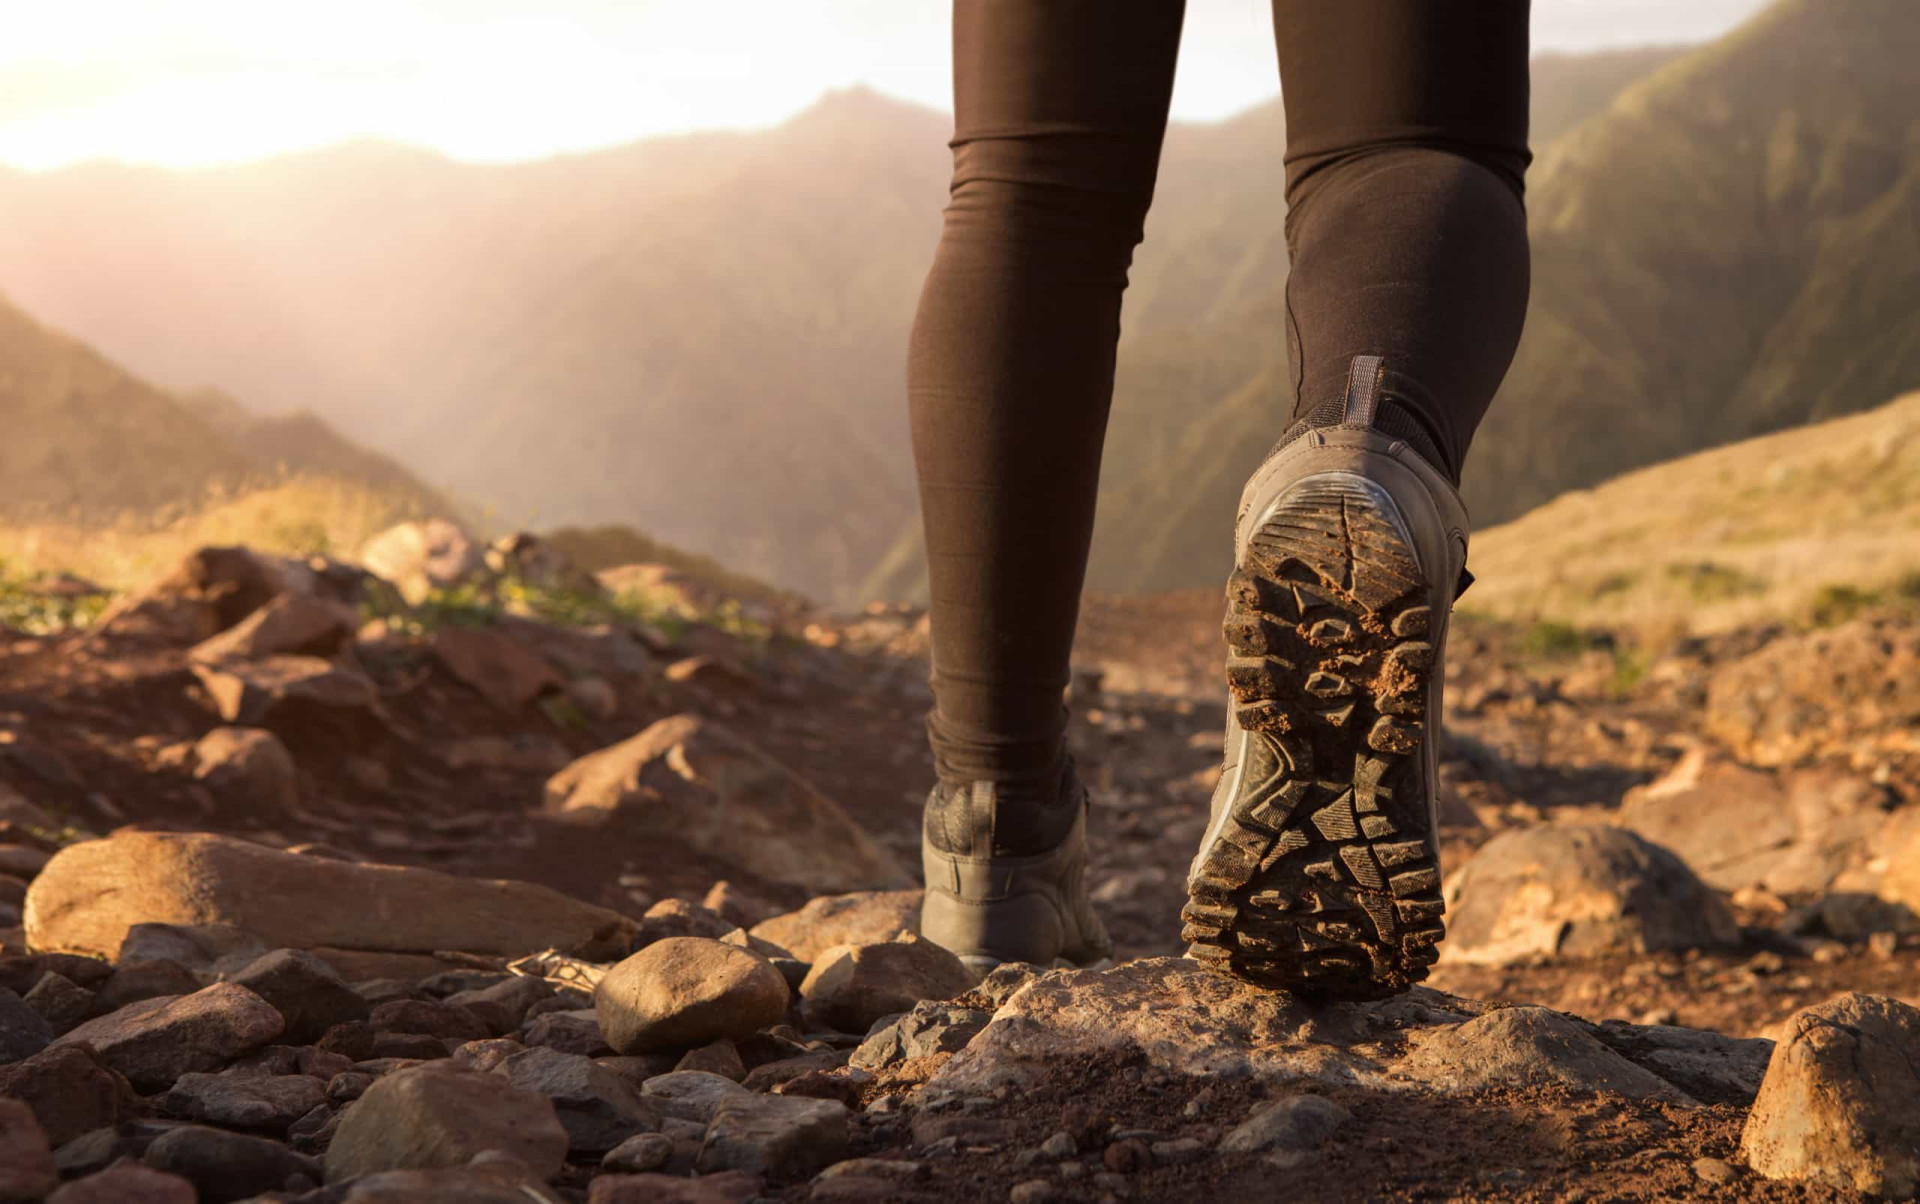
0,43,1720,602
0,293,449,526
1527,45,1692,145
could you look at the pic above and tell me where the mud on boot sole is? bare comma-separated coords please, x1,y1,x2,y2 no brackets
1184,474,1446,1000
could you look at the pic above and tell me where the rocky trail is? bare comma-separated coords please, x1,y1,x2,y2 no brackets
0,526,1916,1202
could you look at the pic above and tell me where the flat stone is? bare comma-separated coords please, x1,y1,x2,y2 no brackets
675,1039,747,1081
635,898,739,948
369,998,491,1042
230,949,371,1044
0,1045,127,1146
116,923,269,974
1741,993,1920,1197
46,1163,197,1203
603,1130,674,1173
751,892,924,963
1218,1095,1351,1157
323,1063,569,1182
640,1071,755,1123
26,830,637,961
850,1003,990,1072
162,1071,327,1133
53,983,284,1092
189,594,356,663
495,1046,660,1154
545,715,907,892
1399,1007,1694,1102
23,973,95,1035
523,1009,613,1056
800,936,976,1035
0,1096,57,1201
142,1122,318,1201
94,959,201,1014
697,1092,851,1177
192,654,378,727
595,938,789,1054
1592,1020,1775,1105
1442,825,1738,964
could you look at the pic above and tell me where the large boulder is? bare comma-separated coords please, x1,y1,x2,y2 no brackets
595,938,790,1055
1441,825,1737,965
1741,993,1920,1197
1619,750,1893,894
324,1064,569,1182
357,519,486,605
545,715,906,892
25,830,637,961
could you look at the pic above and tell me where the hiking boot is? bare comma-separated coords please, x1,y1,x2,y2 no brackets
920,760,1114,973
1183,356,1468,1000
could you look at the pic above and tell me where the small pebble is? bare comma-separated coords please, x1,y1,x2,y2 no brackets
1039,1130,1076,1159
1103,1138,1151,1174
1693,1156,1737,1185
1010,1180,1055,1203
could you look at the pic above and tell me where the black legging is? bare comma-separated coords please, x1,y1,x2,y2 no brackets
911,0,1532,786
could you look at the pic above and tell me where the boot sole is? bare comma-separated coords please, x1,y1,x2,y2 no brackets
1183,474,1445,1000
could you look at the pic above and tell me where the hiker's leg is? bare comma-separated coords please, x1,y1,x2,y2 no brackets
1272,0,1532,479
909,0,1185,800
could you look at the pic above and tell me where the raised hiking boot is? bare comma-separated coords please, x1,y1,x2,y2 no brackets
1183,356,1469,1000
920,760,1114,973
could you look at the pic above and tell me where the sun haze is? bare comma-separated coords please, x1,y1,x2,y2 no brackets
2,0,1773,170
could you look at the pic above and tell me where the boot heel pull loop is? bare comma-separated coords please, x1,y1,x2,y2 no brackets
1342,355,1386,426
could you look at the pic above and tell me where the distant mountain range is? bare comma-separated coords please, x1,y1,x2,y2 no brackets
0,291,452,525
0,0,1911,603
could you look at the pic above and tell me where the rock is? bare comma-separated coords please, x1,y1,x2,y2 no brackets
188,594,356,663
487,532,602,595
640,1071,756,1122
439,734,572,773
587,1170,761,1203
1218,1094,1351,1158
0,986,53,1063
1694,1157,1738,1186
742,1051,847,1093
117,922,269,974
370,998,491,1042
431,628,561,710
0,1097,56,1201
448,975,552,1029
186,727,300,815
1010,1182,1055,1204
523,1009,613,1056
0,846,49,879
1740,993,1920,1197
330,1167,538,1202
1706,619,1920,766
324,1063,569,1182
22,973,92,1035
675,1039,747,1081
95,959,201,1014
1441,825,1737,964
26,830,637,961
1591,1020,1775,1105
595,938,789,1054
46,1164,196,1203
93,546,286,644
358,519,485,605
162,1071,327,1132
0,1045,127,1146
230,949,371,1044
566,676,621,720
142,1123,318,1202
604,1130,674,1173
850,1003,990,1071
800,937,976,1035
192,655,378,727
1879,827,1920,916
635,898,740,948
495,1046,660,1154
697,1092,850,1177
750,892,924,964
931,958,1384,1093
703,881,780,930
1619,751,1892,894
545,716,907,892
53,983,284,1092
1400,1007,1693,1102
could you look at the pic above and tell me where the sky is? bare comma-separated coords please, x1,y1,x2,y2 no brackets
1,0,1775,171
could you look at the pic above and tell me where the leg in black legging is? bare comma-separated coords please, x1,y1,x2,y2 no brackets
909,1,1185,806
1273,0,1532,479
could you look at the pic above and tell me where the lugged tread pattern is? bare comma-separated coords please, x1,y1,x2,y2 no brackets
1185,476,1444,1000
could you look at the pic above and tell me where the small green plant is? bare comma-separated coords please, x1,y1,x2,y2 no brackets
1808,583,1881,628
1520,619,1590,660
0,562,114,634
1665,561,1764,603
1893,570,1920,602
1607,647,1652,698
